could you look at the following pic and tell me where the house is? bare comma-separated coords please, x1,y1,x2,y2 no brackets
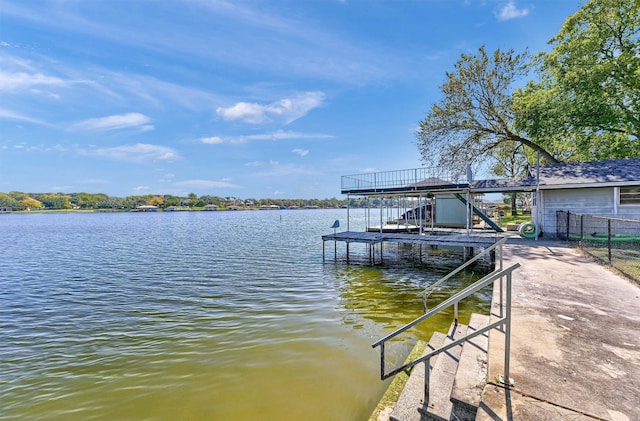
134,205,158,212
203,204,219,211
472,158,640,236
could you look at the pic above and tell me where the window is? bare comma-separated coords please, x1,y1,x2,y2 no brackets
619,186,640,205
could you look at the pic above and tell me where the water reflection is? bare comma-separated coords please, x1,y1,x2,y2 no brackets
330,249,493,363
0,210,493,421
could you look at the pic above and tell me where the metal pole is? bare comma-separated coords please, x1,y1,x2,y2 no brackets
608,218,612,264
424,358,431,406
503,271,513,385
499,243,504,320
466,190,471,237
380,342,385,379
379,196,383,234
419,194,423,235
347,194,350,232
535,152,540,241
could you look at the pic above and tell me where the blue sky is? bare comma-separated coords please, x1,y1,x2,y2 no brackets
1,0,584,199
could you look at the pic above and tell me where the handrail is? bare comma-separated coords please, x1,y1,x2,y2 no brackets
422,236,506,313
341,166,466,193
371,262,520,405
373,262,517,348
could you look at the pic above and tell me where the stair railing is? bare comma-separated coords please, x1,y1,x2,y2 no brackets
422,236,506,319
372,261,520,405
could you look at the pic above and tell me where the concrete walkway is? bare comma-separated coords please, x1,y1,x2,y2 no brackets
479,240,640,421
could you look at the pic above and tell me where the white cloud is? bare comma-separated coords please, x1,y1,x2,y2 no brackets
207,129,333,144
244,160,280,167
0,108,46,125
49,185,73,191
496,2,529,21
253,163,318,177
159,173,176,182
216,91,325,125
292,148,309,157
216,101,267,124
71,112,154,131
200,136,223,144
173,179,240,189
0,70,68,92
80,143,182,162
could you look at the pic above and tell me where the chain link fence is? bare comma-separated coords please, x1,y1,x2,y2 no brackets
556,211,640,283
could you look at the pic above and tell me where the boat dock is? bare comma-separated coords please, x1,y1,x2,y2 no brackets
321,230,502,264
321,166,528,264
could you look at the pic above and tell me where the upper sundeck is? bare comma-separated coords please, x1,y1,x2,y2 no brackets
341,167,470,196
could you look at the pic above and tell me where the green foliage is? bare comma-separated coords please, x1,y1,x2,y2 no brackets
21,197,43,210
514,0,640,161
0,191,351,210
416,46,558,175
419,0,639,175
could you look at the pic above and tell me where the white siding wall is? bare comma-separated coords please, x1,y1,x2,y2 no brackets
538,188,615,237
435,194,467,226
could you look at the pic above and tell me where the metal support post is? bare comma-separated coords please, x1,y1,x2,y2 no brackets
424,358,431,406
607,219,612,264
501,271,513,386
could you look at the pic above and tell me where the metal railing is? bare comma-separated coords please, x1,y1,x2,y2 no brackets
421,237,507,315
372,261,520,404
341,167,467,193
556,211,640,282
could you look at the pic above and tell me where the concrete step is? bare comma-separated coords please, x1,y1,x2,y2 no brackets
389,331,446,421
418,323,469,421
450,313,490,421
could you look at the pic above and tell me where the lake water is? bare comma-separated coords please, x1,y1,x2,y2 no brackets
0,209,491,420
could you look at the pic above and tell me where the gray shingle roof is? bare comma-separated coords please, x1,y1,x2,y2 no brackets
472,158,640,191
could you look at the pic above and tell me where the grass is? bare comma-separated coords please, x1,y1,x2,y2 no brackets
498,214,532,225
569,233,640,244
368,340,427,421
582,247,640,284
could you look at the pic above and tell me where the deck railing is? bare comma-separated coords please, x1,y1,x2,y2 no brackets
372,260,519,404
341,167,467,193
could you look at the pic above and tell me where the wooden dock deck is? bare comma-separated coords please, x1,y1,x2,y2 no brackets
321,230,504,264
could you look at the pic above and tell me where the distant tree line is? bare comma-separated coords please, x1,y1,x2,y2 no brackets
0,191,396,211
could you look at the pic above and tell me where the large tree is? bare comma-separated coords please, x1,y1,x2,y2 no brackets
418,0,639,175
416,46,559,178
513,0,640,160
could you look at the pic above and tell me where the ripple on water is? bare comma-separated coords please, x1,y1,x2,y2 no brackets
0,210,492,421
